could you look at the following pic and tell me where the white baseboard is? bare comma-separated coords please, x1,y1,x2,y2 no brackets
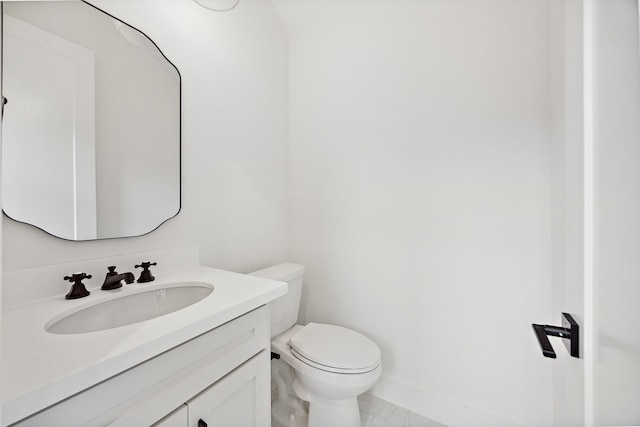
368,375,523,427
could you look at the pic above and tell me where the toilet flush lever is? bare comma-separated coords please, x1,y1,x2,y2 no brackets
532,313,579,359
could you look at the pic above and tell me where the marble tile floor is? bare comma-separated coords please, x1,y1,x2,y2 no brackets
271,392,446,427
358,393,447,427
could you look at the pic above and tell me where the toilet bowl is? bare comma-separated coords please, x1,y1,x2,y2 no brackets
250,263,382,427
272,324,382,427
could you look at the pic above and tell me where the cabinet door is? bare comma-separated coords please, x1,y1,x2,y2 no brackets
152,406,187,427
187,351,269,427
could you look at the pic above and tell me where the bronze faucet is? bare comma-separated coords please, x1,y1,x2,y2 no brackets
101,266,135,290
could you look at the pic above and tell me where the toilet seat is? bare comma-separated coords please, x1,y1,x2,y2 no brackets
288,323,381,374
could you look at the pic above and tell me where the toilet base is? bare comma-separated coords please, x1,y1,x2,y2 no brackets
293,379,361,427
271,359,308,427
307,396,361,427
272,400,308,427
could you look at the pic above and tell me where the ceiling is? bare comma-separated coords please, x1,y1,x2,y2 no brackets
269,0,365,37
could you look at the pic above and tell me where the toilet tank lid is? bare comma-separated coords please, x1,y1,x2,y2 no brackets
249,263,305,282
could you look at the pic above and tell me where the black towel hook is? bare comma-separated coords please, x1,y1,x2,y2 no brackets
532,313,579,358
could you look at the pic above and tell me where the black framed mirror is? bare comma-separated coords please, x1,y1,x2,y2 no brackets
1,1,181,241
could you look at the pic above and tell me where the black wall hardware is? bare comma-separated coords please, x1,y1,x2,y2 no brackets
532,313,579,358
135,261,157,283
198,419,207,427
64,273,92,299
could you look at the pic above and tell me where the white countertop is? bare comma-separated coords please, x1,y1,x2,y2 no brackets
1,266,287,426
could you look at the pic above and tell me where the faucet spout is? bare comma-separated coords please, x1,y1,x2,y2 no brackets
101,266,135,290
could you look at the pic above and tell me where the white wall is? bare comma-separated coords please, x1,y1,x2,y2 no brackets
2,0,289,274
286,1,554,425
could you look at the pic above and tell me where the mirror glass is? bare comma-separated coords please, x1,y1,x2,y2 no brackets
2,1,181,241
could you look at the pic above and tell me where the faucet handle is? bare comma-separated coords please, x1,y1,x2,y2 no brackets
63,272,92,299
135,261,157,283
64,272,92,282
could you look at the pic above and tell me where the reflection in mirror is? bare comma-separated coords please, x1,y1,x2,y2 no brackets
2,1,181,241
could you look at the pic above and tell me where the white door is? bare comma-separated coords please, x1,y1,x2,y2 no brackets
2,15,96,240
551,1,640,426
587,0,640,424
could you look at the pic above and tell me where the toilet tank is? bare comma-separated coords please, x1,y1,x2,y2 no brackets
249,263,305,338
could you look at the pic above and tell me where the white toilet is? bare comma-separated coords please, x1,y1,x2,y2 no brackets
250,263,382,427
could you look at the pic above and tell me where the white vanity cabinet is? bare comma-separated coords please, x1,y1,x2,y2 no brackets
151,353,269,427
153,407,188,427
186,351,269,426
13,306,271,427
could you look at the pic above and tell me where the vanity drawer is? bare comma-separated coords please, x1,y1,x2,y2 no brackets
13,305,270,427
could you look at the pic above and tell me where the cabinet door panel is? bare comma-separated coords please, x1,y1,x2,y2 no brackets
152,405,187,427
188,351,269,427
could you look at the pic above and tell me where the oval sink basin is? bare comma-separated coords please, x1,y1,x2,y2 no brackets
46,282,214,334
